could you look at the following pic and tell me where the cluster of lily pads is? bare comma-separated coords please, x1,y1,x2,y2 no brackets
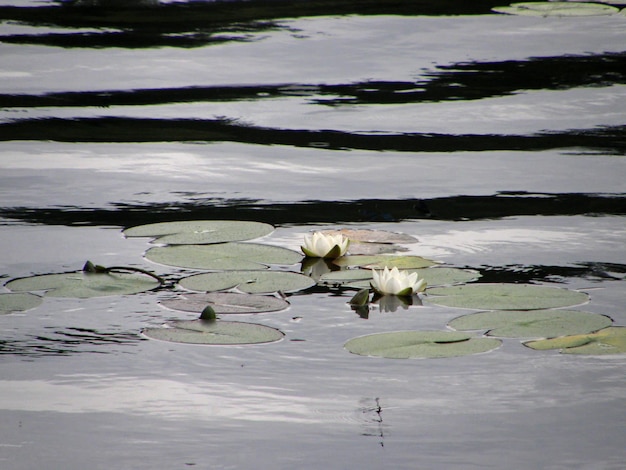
1,220,624,357
492,1,626,17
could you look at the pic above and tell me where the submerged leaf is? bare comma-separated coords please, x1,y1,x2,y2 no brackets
5,270,160,298
321,228,416,255
321,229,418,244
160,292,289,314
146,242,303,270
124,220,274,245
0,292,43,314
525,327,626,355
448,309,612,338
143,320,284,345
320,267,479,289
427,283,589,310
345,330,501,359
352,243,408,255
333,255,437,269
179,270,315,294
492,2,619,16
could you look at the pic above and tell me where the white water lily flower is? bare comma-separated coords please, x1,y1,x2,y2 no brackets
371,266,427,296
301,232,349,259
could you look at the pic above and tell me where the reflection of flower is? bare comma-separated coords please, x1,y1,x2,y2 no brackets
301,232,349,259
371,267,426,296
377,294,412,312
300,257,334,280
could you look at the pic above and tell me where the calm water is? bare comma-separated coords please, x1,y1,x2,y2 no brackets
1,1,626,469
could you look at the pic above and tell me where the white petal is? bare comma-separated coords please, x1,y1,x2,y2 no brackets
386,277,404,295
371,269,382,291
413,278,427,294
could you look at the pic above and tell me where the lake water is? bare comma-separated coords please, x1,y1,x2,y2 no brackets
1,1,625,469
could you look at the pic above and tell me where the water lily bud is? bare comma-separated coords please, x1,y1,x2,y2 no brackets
200,305,217,322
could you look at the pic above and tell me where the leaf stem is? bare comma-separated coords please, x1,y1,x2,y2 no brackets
105,266,165,284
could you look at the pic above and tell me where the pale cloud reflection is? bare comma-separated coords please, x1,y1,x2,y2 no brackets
423,228,581,254
0,376,342,424
0,147,334,180
248,160,337,175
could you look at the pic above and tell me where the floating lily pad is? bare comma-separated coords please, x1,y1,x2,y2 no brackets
415,268,480,287
525,327,626,355
492,2,619,16
160,292,289,314
319,269,374,285
427,284,589,310
321,229,417,244
345,330,501,359
333,255,437,269
179,270,315,294
448,309,612,338
143,319,284,345
5,270,160,298
124,220,274,245
0,292,43,314
146,242,303,270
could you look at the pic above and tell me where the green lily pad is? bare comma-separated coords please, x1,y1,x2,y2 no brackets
492,2,619,16
160,292,289,314
146,242,303,270
0,292,43,314
124,220,274,245
525,327,626,355
427,283,589,310
345,330,501,359
448,309,612,338
143,319,284,345
318,269,374,285
179,270,315,294
333,255,437,270
415,268,480,287
5,270,160,298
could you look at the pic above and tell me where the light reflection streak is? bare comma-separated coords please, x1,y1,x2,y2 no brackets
2,354,625,425
0,377,341,424
421,228,582,254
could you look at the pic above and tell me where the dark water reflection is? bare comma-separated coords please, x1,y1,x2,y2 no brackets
4,52,625,105
0,0,505,32
2,118,625,154
0,27,269,49
0,327,145,357
2,193,624,226
478,262,626,284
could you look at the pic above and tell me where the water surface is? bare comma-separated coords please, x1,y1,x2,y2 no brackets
1,1,625,469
